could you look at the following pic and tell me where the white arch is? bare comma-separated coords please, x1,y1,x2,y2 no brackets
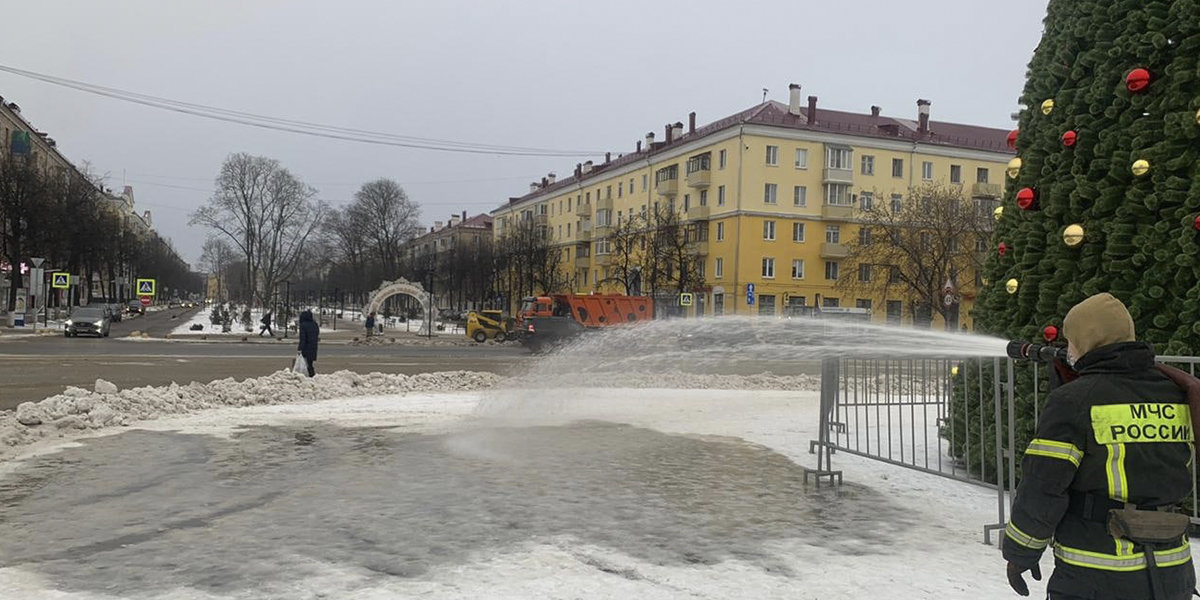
364,278,433,335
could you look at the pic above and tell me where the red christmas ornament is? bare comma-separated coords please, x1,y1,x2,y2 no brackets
1043,325,1059,342
1126,68,1151,92
1006,129,1019,150
1017,187,1036,210
1194,214,1200,231
1061,130,1077,147
998,242,1008,256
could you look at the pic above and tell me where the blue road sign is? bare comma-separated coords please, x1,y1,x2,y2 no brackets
746,283,756,306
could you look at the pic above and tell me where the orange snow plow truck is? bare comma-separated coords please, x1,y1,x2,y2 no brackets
516,294,654,352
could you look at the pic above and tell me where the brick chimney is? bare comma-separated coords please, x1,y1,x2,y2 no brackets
605,152,611,164
688,111,696,133
575,163,583,177
807,96,818,125
788,84,802,116
665,124,673,144
462,210,467,221
636,140,642,152
917,99,931,135
871,105,881,118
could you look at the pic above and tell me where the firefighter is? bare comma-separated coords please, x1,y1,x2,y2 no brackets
1003,293,1196,599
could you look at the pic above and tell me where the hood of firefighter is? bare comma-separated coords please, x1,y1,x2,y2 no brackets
1063,292,1135,358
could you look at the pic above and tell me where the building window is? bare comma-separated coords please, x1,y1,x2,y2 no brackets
715,257,724,278
890,194,903,214
629,178,634,194
794,148,808,169
567,223,571,236
762,257,776,278
950,164,962,184
859,191,873,211
825,225,840,244
642,174,648,191
889,266,901,284
717,185,726,206
856,298,873,311
825,183,852,206
683,194,690,212
718,149,727,169
763,220,776,240
920,231,931,250
892,158,904,178
826,147,851,170
823,297,840,308
858,264,871,282
792,259,804,279
793,185,807,207
859,227,872,245
716,222,725,241
793,222,806,242
699,189,708,206
886,300,902,323
618,184,623,198
764,183,778,204
766,145,779,166
977,167,989,183
861,155,875,175
825,261,839,281
921,161,933,181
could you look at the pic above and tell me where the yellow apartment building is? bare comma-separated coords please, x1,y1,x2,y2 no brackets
491,85,1013,327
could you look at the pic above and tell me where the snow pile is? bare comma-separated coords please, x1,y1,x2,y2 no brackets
0,370,503,459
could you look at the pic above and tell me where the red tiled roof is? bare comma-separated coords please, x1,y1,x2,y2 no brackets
497,100,1012,211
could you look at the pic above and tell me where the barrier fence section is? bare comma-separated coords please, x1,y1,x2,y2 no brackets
806,355,1200,545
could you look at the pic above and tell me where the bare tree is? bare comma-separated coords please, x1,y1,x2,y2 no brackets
190,153,325,305
0,154,49,310
837,183,992,329
200,237,236,300
492,217,566,307
348,178,421,277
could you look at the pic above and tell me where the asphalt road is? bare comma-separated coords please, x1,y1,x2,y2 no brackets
0,307,531,410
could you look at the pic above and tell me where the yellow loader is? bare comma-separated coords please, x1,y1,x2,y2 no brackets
466,310,512,343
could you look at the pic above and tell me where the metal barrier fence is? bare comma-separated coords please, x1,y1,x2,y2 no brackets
805,354,1200,545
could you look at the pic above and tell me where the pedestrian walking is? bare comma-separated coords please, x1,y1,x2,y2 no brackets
1003,293,1197,599
259,310,274,337
297,309,319,377
365,312,376,337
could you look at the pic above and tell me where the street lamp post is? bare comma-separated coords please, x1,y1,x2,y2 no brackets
283,280,291,339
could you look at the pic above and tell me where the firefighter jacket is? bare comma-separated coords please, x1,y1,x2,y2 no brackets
1002,342,1196,599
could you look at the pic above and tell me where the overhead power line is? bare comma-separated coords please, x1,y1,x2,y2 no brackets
0,63,608,157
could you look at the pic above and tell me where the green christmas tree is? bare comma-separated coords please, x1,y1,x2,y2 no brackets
976,0,1200,355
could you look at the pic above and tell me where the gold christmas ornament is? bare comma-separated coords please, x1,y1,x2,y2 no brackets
981,277,990,286
1041,99,1055,114
1195,107,1200,126
1063,224,1085,247
951,366,960,376
1132,159,1150,176
1006,157,1022,178
1006,278,1019,294
993,206,1004,221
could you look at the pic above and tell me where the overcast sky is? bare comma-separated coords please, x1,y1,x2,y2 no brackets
1,0,1049,266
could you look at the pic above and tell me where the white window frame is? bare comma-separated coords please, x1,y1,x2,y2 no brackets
890,193,903,214
921,161,933,181
793,222,806,242
950,164,962,184
717,185,726,206
764,183,778,205
793,185,807,207
718,149,727,169
825,261,839,281
762,257,776,279
858,263,871,282
766,145,779,166
825,225,840,244
763,220,776,241
892,158,904,178
824,183,852,206
794,148,809,169
714,257,724,278
861,155,874,175
716,222,725,241
791,259,804,280
826,147,851,170
859,191,874,211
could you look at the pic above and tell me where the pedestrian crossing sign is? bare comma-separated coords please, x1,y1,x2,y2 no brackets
679,292,694,307
136,278,156,296
51,273,69,289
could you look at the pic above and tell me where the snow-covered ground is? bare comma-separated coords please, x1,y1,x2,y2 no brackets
170,307,461,337
0,370,1136,599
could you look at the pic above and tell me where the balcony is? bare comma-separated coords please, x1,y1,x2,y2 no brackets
821,203,854,219
593,223,613,237
593,253,612,266
686,169,711,188
574,202,592,216
820,242,851,258
575,255,591,268
684,204,710,221
533,213,548,225
972,182,1002,198
686,239,710,256
576,228,592,242
822,167,854,184
595,195,613,212
656,178,678,197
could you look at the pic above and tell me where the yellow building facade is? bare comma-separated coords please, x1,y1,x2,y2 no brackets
492,90,1013,326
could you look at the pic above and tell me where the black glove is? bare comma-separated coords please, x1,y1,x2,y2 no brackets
1006,561,1041,596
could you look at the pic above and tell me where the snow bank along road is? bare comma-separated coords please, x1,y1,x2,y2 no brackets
1,369,1175,598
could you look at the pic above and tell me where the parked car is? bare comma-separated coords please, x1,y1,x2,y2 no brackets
107,303,123,322
65,307,111,337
